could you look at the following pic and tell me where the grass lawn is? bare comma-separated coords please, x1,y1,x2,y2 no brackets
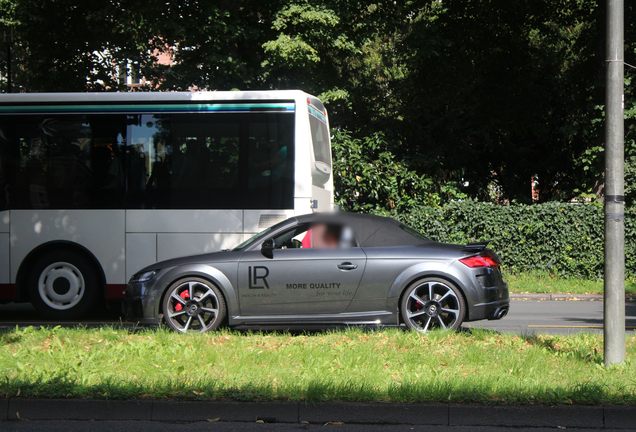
505,272,636,296
1,326,634,405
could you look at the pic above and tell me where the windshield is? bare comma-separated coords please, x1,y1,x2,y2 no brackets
232,218,297,250
308,106,331,167
233,226,275,251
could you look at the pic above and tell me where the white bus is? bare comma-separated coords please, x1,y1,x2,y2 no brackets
0,90,334,319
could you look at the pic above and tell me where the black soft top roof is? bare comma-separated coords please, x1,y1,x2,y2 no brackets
294,212,431,247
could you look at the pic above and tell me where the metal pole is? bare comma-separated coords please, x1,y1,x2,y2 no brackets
604,0,625,366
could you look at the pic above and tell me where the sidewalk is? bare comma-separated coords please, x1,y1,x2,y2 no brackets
1,399,635,429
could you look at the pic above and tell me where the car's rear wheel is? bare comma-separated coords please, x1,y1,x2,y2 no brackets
400,278,465,332
162,277,226,333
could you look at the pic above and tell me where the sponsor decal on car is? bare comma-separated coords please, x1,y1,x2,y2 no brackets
286,283,341,290
248,266,270,289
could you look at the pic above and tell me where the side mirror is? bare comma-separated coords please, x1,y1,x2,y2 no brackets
261,238,275,259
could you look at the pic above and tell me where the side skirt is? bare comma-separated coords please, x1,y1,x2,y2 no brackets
228,310,396,326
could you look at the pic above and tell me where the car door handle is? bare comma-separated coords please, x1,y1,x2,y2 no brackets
338,262,358,270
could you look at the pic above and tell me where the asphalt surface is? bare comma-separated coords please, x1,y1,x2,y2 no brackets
0,421,626,432
0,300,635,335
465,299,636,335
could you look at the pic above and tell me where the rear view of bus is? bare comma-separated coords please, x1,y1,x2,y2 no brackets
0,90,333,319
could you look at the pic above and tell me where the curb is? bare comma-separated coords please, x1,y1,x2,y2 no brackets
510,293,636,302
1,399,635,428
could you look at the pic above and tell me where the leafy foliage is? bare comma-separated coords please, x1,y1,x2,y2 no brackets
622,99,636,207
388,201,636,279
0,0,166,91
331,129,441,212
395,0,607,203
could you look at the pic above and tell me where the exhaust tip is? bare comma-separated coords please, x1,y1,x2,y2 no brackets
489,306,509,320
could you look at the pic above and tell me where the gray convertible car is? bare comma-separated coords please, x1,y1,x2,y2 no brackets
125,213,509,333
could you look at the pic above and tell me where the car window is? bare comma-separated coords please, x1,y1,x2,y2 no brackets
271,222,357,249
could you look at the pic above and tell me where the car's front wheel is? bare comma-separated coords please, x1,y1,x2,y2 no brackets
162,277,226,333
400,278,465,332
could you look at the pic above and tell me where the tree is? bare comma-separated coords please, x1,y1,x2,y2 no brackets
396,0,602,203
0,0,170,91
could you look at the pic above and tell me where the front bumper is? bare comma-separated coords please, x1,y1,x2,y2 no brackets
124,280,162,326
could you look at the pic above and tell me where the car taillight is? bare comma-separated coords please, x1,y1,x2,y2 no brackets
459,254,499,268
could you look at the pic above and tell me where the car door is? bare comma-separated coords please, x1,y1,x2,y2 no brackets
237,247,366,316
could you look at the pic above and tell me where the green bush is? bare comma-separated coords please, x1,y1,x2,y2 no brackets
385,201,635,279
331,130,443,212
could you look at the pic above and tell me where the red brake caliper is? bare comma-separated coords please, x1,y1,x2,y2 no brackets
174,290,190,311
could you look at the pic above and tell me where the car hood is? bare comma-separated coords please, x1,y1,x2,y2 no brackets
135,249,244,274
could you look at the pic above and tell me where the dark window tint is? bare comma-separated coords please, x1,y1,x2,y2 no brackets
0,111,295,210
246,114,295,209
0,115,127,210
125,113,243,209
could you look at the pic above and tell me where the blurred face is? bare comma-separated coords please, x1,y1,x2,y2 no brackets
310,224,340,249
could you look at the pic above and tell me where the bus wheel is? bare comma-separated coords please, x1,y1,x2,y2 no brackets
27,250,101,320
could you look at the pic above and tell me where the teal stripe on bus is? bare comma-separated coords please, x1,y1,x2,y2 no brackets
0,103,296,114
308,105,327,124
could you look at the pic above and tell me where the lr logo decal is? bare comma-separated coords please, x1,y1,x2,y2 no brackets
249,266,270,289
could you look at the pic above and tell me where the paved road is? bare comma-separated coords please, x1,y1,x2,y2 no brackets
0,421,624,432
466,299,636,335
1,300,635,335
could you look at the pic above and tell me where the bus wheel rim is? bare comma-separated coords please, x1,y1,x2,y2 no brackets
38,262,85,310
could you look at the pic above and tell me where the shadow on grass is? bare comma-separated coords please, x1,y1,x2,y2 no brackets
3,375,627,406
521,334,604,365
453,327,607,366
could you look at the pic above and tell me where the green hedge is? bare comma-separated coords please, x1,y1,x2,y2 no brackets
386,201,635,279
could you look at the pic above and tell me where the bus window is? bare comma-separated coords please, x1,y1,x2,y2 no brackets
309,116,330,166
0,111,296,211
246,114,295,209
125,113,243,209
308,99,331,186
0,115,127,210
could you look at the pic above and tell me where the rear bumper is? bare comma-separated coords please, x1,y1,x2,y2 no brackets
465,268,510,322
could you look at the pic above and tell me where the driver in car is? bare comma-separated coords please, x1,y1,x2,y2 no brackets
300,224,341,249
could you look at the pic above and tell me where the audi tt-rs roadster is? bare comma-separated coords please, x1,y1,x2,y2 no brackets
125,212,510,333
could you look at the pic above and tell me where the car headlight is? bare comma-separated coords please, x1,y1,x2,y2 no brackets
130,270,158,284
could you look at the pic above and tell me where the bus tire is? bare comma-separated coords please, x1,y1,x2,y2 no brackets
27,250,101,320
